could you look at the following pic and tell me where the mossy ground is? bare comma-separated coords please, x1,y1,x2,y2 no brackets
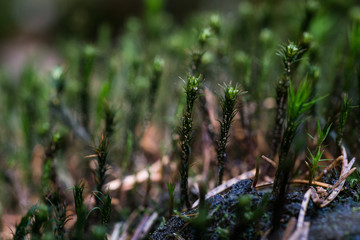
152,180,360,240
0,0,360,239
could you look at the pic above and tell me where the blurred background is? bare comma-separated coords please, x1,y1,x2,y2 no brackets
0,0,360,238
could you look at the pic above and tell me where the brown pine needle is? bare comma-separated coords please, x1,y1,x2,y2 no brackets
314,156,343,181
261,155,277,168
255,179,332,190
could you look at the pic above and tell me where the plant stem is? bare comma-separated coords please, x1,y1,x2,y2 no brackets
179,75,201,209
79,45,96,131
272,78,289,157
272,42,304,157
93,134,110,207
217,84,244,186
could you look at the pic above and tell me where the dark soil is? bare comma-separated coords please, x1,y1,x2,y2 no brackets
150,180,360,240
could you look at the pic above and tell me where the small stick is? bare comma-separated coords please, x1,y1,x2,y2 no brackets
252,156,260,188
318,148,355,208
261,155,277,168
119,211,138,240
288,228,302,240
282,217,297,240
300,222,310,240
106,156,175,191
297,189,311,229
131,212,158,240
110,222,122,240
288,221,310,240
290,179,332,188
319,167,356,208
255,179,332,190
314,156,343,181
330,167,356,191
130,214,149,240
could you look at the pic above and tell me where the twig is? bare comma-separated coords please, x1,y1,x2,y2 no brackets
110,222,123,240
285,188,311,240
291,179,332,188
119,211,137,240
261,155,277,168
288,221,310,240
314,156,343,181
297,189,311,229
282,217,296,240
106,156,175,191
131,212,158,240
300,222,310,240
252,157,260,188
255,179,332,190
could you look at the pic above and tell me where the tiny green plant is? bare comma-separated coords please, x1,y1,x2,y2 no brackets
101,193,112,227
272,77,323,228
90,137,112,233
190,16,220,75
230,194,269,239
144,167,152,207
190,49,205,75
13,204,37,240
179,74,202,209
90,225,107,240
209,14,221,36
198,27,212,49
55,207,70,239
272,42,305,157
42,132,62,194
252,156,260,188
148,56,165,112
103,102,117,140
79,45,96,131
277,42,305,77
216,83,246,185
306,148,326,184
31,204,49,239
336,95,357,148
93,134,110,202
73,182,87,239
45,193,71,240
51,66,65,96
307,120,332,148
166,182,175,219
306,121,332,185
93,191,112,227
